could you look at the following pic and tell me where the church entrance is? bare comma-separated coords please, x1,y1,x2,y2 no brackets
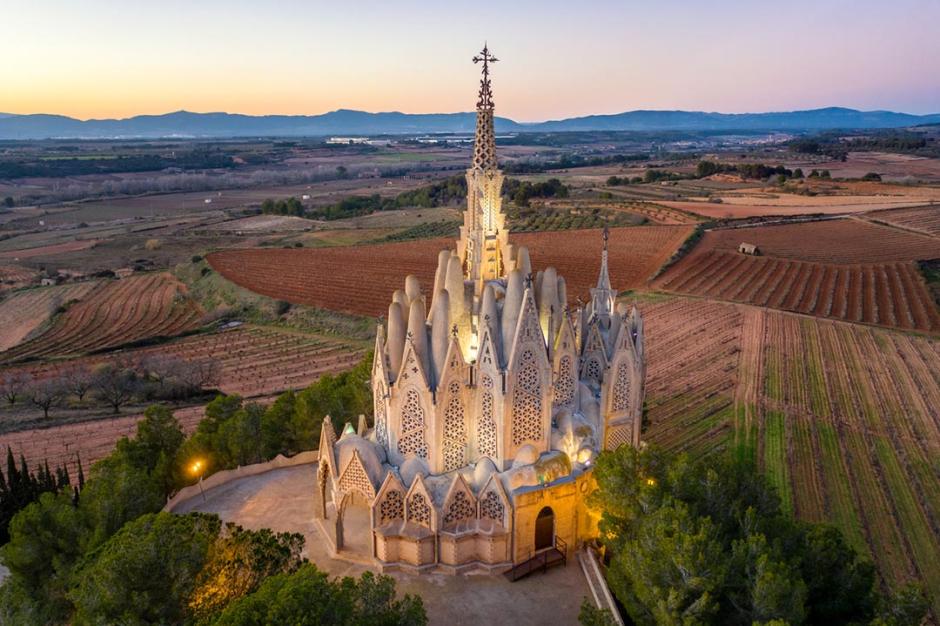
337,490,372,557
535,506,555,551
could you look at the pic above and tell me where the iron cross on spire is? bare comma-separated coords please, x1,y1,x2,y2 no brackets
473,44,498,109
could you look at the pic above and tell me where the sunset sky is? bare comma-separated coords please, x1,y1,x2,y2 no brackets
3,0,939,121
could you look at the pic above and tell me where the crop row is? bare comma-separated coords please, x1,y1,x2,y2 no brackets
207,226,694,317
0,281,101,351
0,273,204,364
658,250,940,332
748,312,940,616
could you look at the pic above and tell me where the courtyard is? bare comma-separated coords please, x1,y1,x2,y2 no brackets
175,464,593,625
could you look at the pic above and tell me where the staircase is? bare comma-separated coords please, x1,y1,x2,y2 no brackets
504,536,567,582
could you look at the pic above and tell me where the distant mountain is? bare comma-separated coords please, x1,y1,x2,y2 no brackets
1,107,938,139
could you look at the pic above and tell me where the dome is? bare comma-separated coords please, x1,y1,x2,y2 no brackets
335,432,387,489
512,444,539,468
399,456,430,487
470,457,498,491
554,408,574,432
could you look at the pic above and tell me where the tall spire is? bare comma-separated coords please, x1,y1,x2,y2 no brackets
458,44,508,294
597,224,611,291
471,44,499,171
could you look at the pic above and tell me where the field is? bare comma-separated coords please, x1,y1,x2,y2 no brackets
0,281,101,351
0,405,206,482
638,295,940,616
11,324,365,399
0,324,364,477
745,311,940,616
658,197,935,219
655,220,940,333
867,205,940,237
207,225,694,316
686,218,940,264
0,272,204,363
0,264,35,290
642,297,743,457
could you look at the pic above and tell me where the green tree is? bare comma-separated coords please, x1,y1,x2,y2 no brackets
579,599,618,626
591,446,893,626
116,404,186,496
69,512,221,626
0,492,85,622
212,564,426,626
872,583,930,626
188,523,305,620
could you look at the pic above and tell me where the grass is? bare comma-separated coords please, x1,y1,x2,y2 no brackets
762,410,792,514
815,422,868,554
873,438,940,617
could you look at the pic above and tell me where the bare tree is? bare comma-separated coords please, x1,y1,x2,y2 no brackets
1,371,33,405
176,358,221,394
92,364,138,414
28,379,65,419
63,365,94,402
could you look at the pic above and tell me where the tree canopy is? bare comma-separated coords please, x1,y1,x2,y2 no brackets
590,446,928,626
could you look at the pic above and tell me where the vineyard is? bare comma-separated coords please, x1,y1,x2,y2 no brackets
657,250,940,332
642,298,743,458
0,406,206,482
0,281,100,351
0,325,364,479
867,204,940,237
0,272,204,364
207,225,693,316
639,295,940,615
13,324,365,399
692,218,940,264
740,311,940,616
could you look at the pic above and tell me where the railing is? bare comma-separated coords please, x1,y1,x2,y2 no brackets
505,535,568,581
554,534,567,564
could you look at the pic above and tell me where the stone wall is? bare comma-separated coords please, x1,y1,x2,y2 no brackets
163,450,319,513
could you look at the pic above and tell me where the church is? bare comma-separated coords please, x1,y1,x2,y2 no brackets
314,46,645,573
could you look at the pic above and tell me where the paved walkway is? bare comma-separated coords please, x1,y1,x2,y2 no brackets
176,464,592,625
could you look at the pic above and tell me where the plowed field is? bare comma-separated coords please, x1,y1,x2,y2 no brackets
207,225,693,316
0,272,204,363
0,282,100,352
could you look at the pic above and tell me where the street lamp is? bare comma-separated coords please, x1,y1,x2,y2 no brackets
190,459,207,502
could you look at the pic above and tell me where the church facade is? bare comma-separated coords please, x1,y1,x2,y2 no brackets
314,46,645,573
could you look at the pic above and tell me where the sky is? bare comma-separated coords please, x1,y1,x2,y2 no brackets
2,0,939,121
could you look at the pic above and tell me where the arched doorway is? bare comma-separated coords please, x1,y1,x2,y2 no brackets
535,506,555,551
337,490,372,556
318,464,334,519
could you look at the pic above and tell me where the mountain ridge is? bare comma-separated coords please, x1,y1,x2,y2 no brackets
1,107,938,139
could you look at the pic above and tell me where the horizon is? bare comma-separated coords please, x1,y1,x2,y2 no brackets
4,104,940,125
4,0,939,120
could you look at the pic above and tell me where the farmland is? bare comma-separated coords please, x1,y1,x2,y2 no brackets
637,294,940,616
0,405,206,482
867,204,940,237
0,281,101,351
687,218,940,264
207,225,694,316
0,272,204,363
0,325,364,477
745,311,940,616
642,297,743,458
11,324,365,399
655,219,940,333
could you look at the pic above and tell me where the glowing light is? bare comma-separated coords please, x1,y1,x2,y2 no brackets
190,460,204,475
645,478,656,487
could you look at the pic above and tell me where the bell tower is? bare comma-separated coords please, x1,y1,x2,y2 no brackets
457,44,508,297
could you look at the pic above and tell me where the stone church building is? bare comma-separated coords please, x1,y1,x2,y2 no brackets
315,46,645,573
